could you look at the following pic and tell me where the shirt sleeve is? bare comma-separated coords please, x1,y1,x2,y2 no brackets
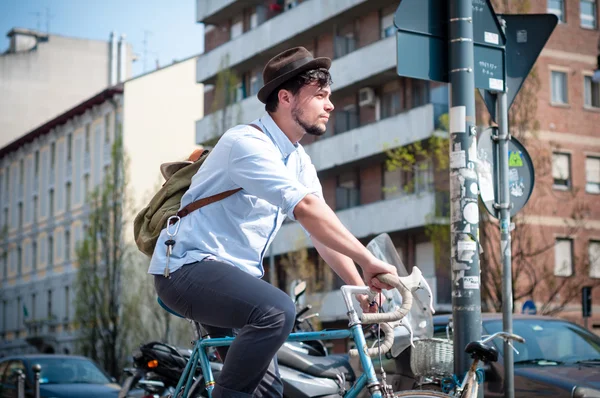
228,134,318,221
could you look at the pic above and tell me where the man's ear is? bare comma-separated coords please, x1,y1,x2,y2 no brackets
278,89,292,108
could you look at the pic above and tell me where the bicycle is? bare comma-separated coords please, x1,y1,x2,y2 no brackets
394,331,525,398
156,267,434,398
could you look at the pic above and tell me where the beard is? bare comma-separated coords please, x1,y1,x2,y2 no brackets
292,105,327,136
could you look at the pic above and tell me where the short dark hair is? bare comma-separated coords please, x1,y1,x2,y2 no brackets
265,68,333,113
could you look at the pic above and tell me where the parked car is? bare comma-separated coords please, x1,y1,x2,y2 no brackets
431,313,600,397
0,354,121,398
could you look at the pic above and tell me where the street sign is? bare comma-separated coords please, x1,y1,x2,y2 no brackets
521,299,537,315
479,14,558,121
477,127,535,218
394,0,506,91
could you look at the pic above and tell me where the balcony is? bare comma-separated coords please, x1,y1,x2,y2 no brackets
197,0,262,25
270,191,437,256
196,35,399,145
307,104,439,172
196,0,369,84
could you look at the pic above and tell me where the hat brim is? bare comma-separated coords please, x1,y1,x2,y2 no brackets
160,161,192,180
257,57,331,104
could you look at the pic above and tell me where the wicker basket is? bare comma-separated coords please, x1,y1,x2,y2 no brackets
410,338,454,378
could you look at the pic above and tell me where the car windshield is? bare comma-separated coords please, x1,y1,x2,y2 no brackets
32,358,111,384
484,319,600,364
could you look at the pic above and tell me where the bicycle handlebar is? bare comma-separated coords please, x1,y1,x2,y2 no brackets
347,267,433,357
481,331,525,345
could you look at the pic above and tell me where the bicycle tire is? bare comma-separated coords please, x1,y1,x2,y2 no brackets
394,391,453,397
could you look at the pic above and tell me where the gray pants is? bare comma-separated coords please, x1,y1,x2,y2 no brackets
154,259,296,398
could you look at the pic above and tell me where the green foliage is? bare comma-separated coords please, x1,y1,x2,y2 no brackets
210,54,243,141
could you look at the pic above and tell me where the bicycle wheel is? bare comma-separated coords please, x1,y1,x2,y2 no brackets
394,391,453,397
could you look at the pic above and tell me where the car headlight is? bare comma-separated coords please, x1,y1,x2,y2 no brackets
573,386,600,398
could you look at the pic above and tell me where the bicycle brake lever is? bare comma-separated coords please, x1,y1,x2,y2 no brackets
398,267,435,314
507,340,520,355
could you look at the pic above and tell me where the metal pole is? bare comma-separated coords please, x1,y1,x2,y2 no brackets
496,91,515,398
32,364,41,398
449,0,482,385
16,369,25,398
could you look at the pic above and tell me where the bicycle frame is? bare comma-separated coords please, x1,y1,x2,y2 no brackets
174,325,384,398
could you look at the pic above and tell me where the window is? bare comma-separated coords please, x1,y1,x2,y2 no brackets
250,72,263,96
581,0,597,28
34,150,40,176
552,152,571,189
412,79,430,107
85,124,91,153
381,91,403,119
47,289,53,318
17,246,22,277
50,142,56,169
66,183,71,211
33,195,38,222
551,71,568,104
17,296,22,328
67,133,73,161
336,170,360,210
590,241,600,278
65,286,70,322
586,157,600,193
31,293,36,320
334,105,359,135
250,11,258,29
32,240,37,271
19,159,24,185
334,32,356,58
18,202,23,228
548,0,566,22
2,252,6,280
84,173,90,194
230,20,243,39
49,189,54,217
554,238,573,277
414,160,434,193
65,230,70,261
104,114,111,143
48,235,53,268
381,12,395,38
584,75,600,108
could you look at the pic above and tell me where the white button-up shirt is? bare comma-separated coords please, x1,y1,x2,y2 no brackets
148,113,323,278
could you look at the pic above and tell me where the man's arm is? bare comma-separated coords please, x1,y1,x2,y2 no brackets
294,194,396,290
311,237,364,286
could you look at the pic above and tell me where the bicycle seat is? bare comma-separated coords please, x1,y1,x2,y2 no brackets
157,297,185,318
278,343,355,381
465,341,498,363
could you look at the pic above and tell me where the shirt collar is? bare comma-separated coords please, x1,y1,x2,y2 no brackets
259,113,297,159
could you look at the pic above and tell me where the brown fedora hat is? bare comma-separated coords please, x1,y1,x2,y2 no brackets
257,47,331,104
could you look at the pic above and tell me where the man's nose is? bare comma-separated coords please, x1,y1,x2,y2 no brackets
325,98,334,112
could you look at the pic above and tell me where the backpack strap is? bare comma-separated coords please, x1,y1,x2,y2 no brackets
172,123,264,223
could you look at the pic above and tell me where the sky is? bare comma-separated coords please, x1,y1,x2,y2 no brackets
0,0,205,77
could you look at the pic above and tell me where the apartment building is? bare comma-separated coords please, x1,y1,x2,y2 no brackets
0,55,204,356
194,0,600,331
0,86,124,356
0,28,133,148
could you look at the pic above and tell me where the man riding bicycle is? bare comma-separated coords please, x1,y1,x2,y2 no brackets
148,47,398,398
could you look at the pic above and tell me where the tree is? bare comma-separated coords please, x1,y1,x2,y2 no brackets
74,130,129,376
476,0,600,315
208,54,243,146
